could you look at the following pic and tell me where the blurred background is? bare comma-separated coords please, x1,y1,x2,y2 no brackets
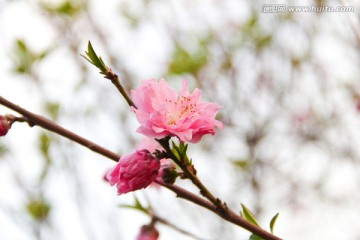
1,0,360,239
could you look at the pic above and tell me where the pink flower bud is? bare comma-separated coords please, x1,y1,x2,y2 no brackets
156,160,178,184
105,150,160,195
137,224,159,240
131,79,223,143
0,115,10,137
356,100,360,113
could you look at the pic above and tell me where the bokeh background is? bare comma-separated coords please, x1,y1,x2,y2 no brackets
1,0,360,239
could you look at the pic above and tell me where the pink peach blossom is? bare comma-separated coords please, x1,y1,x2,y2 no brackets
137,224,159,240
131,79,223,143
105,150,160,194
0,116,10,137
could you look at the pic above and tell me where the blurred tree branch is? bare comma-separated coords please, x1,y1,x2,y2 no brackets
0,95,282,240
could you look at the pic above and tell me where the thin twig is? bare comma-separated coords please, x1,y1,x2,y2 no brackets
104,69,136,108
157,182,282,240
0,96,120,162
153,215,206,240
157,139,225,210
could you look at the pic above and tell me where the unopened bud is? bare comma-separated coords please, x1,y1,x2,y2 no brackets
157,161,178,184
105,150,160,195
0,115,11,137
356,100,360,112
137,224,159,240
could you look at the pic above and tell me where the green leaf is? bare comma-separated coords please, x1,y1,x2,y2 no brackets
247,16,258,28
45,102,60,120
241,203,260,227
13,39,33,74
256,35,272,50
171,141,181,159
12,39,52,75
171,141,180,152
26,199,51,221
38,133,52,181
270,213,279,234
134,196,144,209
168,43,208,75
119,204,142,211
0,144,8,158
171,141,190,164
188,158,193,166
249,234,263,240
232,159,251,170
82,41,107,74
119,196,149,214
40,0,85,17
39,133,51,159
179,142,188,156
178,142,188,160
55,1,82,16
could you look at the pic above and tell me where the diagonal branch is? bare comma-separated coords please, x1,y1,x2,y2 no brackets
158,182,282,240
0,95,282,240
0,96,120,162
152,215,206,240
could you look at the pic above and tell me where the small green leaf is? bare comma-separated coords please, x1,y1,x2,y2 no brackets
26,199,51,221
188,158,193,165
45,102,60,120
134,196,144,209
171,141,181,159
38,133,52,182
13,39,33,74
232,159,251,170
249,234,263,240
0,144,8,157
12,39,52,75
55,1,82,16
82,41,107,74
171,141,190,164
183,143,188,153
241,203,260,227
256,35,272,50
168,43,208,75
171,141,180,152
179,143,188,157
178,142,188,159
119,196,149,214
40,0,84,17
247,16,258,28
270,213,279,234
119,204,142,211
39,133,51,158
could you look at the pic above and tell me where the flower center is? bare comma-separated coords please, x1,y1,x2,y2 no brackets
165,96,197,125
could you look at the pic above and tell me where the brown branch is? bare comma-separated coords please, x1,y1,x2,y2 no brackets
0,95,282,240
104,69,136,109
158,182,282,240
157,139,228,221
0,96,120,162
152,215,205,240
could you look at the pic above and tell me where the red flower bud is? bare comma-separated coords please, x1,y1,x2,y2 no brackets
356,100,360,113
105,150,160,195
137,224,159,240
0,115,10,137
